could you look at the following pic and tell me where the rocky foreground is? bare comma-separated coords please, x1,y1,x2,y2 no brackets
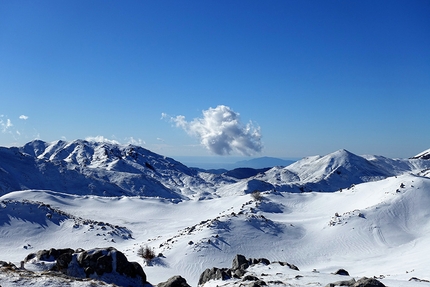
0,247,411,287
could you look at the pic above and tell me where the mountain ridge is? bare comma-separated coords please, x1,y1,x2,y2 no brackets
1,140,430,198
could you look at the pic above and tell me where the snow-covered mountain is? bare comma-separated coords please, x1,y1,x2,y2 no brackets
0,139,236,199
1,140,430,286
2,141,429,199
255,149,430,192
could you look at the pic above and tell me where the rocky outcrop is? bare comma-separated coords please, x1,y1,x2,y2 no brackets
325,277,385,287
353,277,385,287
198,254,297,286
24,247,146,287
158,275,191,287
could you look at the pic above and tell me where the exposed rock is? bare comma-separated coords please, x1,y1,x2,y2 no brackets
243,274,260,281
325,278,356,287
253,258,270,265
0,261,18,270
409,277,430,282
233,268,247,278
198,267,231,285
352,277,385,287
198,254,300,285
24,247,146,287
272,261,300,271
56,252,73,271
248,280,267,287
333,269,350,276
78,248,114,276
24,253,36,262
30,248,75,262
158,275,191,287
232,254,249,271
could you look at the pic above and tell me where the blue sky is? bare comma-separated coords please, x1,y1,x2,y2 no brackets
1,0,429,160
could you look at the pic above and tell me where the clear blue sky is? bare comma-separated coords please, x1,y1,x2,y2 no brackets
1,0,429,159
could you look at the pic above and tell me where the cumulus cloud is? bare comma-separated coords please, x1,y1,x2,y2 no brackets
164,105,262,156
85,136,121,145
19,115,29,120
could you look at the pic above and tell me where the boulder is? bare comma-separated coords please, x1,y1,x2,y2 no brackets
333,269,350,276
158,275,191,287
25,247,146,287
198,267,231,285
56,252,73,271
352,277,385,287
325,278,356,287
36,248,74,262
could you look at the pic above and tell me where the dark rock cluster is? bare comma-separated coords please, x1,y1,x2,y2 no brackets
24,247,146,286
325,276,386,287
198,254,298,286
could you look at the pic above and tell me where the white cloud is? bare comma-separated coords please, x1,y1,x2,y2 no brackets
125,137,145,146
0,117,13,133
19,115,29,120
85,136,121,145
165,105,263,156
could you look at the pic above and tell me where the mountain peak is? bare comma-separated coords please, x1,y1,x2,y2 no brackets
411,148,430,160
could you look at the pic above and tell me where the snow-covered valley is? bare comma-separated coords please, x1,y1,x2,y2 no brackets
1,140,430,286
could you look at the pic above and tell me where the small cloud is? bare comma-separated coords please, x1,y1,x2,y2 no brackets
1,117,13,133
164,105,263,156
85,136,120,145
156,137,165,142
19,115,29,120
125,137,145,146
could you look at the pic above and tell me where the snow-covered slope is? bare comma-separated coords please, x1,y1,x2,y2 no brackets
2,173,430,286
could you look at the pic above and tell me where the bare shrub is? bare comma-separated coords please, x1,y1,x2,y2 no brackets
251,190,263,201
137,245,155,263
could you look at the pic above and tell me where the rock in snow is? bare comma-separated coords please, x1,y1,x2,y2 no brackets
22,247,147,286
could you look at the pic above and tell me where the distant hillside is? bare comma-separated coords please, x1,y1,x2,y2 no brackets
224,167,271,179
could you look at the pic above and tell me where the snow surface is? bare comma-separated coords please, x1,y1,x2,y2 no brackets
1,140,430,286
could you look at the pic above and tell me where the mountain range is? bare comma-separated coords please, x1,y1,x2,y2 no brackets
1,140,429,199
1,139,430,286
